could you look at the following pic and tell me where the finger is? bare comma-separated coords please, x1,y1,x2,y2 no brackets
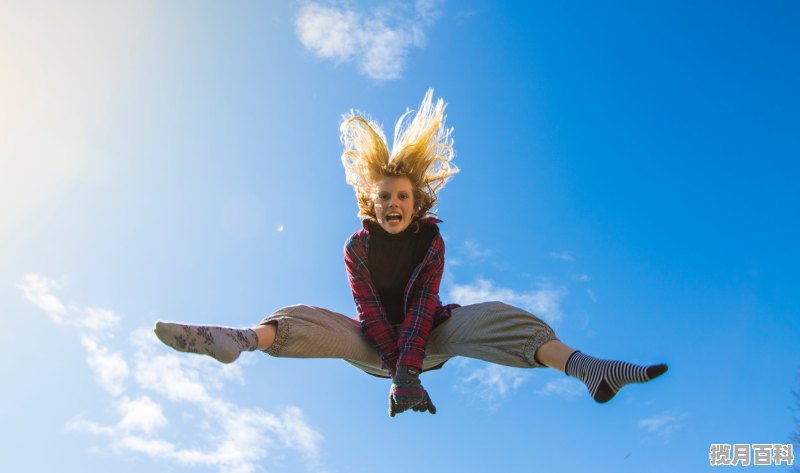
391,399,411,416
425,392,437,415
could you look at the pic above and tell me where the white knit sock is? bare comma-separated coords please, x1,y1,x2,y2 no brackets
154,321,258,363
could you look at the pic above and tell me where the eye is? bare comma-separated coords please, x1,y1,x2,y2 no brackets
378,192,389,200
399,193,409,200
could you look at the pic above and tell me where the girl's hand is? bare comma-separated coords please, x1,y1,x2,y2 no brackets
388,366,436,416
410,389,437,415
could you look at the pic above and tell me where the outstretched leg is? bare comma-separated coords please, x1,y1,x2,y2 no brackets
154,305,387,375
535,340,668,403
428,303,668,404
154,321,276,363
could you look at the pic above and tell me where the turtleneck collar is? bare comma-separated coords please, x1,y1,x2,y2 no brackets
361,217,442,233
367,219,418,240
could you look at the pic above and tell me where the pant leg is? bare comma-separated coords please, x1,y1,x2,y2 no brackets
260,301,558,376
260,304,389,377
427,301,558,368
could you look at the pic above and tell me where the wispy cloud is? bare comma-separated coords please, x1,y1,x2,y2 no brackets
17,274,120,330
461,240,493,261
295,1,444,81
550,251,574,262
638,411,687,440
457,361,530,409
449,278,566,324
115,396,168,435
80,334,130,397
19,274,324,473
536,378,584,398
18,274,69,322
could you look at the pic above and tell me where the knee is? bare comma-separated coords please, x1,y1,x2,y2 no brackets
476,300,527,318
480,301,554,329
482,300,514,311
261,304,308,326
271,304,314,317
491,301,545,319
460,300,513,314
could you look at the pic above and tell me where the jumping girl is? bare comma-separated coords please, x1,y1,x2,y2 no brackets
154,90,667,416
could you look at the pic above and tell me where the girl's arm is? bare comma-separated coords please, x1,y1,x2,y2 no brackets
344,232,400,374
395,233,446,372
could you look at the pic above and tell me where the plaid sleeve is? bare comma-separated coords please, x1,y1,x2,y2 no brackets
396,233,446,371
344,231,400,373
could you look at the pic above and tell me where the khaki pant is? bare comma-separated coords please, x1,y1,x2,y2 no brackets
260,301,558,377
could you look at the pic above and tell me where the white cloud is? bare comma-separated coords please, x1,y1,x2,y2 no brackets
17,273,68,322
81,334,130,397
20,274,324,473
295,1,443,81
18,274,121,331
415,0,444,24
77,306,122,331
274,407,324,459
461,240,493,260
135,350,215,404
638,412,687,439
449,278,566,324
116,396,167,435
550,251,574,262
66,417,115,436
536,378,584,398
458,362,529,406
93,402,323,473
100,400,323,473
115,435,179,458
296,4,359,60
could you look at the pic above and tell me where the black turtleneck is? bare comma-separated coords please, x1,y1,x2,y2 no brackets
367,220,438,325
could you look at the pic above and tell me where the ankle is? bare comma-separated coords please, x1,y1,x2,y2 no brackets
253,323,277,350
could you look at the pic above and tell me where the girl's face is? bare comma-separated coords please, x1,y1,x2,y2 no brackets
373,176,416,234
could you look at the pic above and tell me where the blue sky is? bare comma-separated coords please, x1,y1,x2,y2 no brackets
2,1,799,472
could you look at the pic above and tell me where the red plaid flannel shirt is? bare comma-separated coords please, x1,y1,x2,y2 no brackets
344,218,458,374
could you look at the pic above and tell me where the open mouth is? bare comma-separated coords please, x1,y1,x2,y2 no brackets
386,212,402,223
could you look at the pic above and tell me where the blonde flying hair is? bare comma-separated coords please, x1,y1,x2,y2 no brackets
340,89,459,221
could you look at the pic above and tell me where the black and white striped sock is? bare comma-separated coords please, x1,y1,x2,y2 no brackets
154,321,259,364
565,351,668,403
